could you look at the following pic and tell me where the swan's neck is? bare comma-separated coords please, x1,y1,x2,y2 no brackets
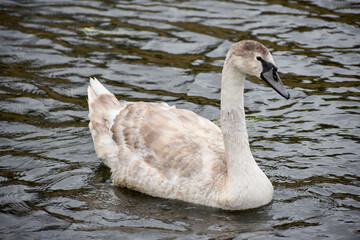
220,62,273,209
220,63,252,180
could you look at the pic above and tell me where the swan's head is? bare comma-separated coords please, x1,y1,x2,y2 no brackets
226,40,290,99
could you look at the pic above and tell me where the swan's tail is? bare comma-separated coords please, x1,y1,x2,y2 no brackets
88,77,121,119
88,77,118,108
87,77,120,164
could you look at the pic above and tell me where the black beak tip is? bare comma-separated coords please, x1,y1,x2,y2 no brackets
284,91,290,99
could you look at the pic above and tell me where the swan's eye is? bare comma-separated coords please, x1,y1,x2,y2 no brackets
256,56,262,61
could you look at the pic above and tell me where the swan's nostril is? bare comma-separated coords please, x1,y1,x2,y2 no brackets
273,69,279,82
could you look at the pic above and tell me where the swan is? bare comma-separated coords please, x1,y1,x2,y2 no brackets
87,40,290,210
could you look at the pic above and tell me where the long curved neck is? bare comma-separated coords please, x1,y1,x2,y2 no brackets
217,51,273,209
219,61,274,209
220,62,255,184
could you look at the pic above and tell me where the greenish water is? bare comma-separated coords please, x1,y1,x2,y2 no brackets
0,0,359,239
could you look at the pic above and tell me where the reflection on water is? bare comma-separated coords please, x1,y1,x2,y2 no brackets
0,0,359,239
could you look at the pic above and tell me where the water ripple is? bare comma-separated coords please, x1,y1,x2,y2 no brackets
0,0,359,239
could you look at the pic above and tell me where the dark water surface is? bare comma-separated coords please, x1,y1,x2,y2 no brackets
1,0,359,239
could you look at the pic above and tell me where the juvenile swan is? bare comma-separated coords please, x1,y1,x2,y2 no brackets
88,40,290,210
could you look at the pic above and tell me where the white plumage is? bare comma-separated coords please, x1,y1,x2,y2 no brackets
88,40,289,210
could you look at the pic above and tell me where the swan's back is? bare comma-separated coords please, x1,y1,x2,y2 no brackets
88,78,227,206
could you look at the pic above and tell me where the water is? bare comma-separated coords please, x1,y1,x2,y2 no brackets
0,0,359,239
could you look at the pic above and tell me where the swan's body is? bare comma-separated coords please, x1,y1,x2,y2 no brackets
88,40,289,210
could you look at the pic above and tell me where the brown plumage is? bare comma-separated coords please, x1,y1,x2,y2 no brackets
88,40,289,210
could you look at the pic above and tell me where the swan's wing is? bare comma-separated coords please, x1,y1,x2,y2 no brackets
109,102,227,196
88,78,226,202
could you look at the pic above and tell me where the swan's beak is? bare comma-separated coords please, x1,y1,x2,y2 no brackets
261,68,290,99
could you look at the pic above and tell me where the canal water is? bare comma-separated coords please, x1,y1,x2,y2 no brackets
0,0,359,239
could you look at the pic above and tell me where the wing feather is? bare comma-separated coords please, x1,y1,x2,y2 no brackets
108,102,226,198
